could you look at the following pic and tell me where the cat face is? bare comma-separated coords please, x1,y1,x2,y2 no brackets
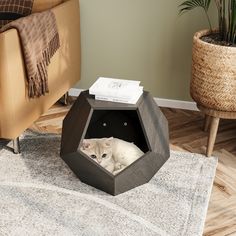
80,137,113,164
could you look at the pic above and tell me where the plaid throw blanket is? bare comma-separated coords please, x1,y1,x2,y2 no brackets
1,10,60,98
0,0,34,28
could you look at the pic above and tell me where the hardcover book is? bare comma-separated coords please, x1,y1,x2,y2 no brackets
89,77,142,101
95,89,143,104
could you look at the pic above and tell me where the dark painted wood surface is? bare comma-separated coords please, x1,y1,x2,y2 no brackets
62,151,115,195
60,90,170,195
138,92,170,157
114,152,168,195
60,93,92,155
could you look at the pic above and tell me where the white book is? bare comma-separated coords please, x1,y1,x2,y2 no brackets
89,77,141,99
95,89,143,104
94,86,143,102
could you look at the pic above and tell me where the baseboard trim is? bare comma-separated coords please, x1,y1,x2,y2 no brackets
154,98,198,111
69,88,198,111
69,88,83,97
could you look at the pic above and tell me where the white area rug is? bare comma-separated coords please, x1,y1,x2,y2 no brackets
0,132,217,236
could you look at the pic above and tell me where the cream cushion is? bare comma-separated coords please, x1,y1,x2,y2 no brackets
32,0,64,12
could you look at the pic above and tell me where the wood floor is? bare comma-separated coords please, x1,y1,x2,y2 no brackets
31,101,236,236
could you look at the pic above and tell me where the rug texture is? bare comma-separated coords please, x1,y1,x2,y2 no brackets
0,132,217,236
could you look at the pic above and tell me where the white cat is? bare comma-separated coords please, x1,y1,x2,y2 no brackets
80,137,144,175
80,138,115,173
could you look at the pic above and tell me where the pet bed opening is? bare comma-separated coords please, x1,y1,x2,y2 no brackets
84,110,149,152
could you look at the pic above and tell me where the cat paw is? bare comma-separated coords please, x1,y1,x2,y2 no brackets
113,169,122,175
114,162,123,170
113,165,126,175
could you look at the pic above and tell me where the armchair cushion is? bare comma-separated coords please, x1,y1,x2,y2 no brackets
0,0,33,28
0,0,63,28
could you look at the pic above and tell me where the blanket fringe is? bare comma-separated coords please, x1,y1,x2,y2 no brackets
29,33,60,98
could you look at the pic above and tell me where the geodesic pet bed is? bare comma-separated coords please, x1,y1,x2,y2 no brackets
60,90,170,195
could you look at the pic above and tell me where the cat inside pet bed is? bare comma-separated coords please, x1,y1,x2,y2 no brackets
80,137,144,175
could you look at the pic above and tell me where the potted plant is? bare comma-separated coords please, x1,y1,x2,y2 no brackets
179,0,236,157
179,0,236,111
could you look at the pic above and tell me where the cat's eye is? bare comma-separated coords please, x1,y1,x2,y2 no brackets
90,155,97,159
102,154,107,158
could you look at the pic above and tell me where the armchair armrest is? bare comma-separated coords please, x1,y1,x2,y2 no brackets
0,0,80,139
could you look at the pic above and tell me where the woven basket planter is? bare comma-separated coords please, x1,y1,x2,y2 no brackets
190,30,236,112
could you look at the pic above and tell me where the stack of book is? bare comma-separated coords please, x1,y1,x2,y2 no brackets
89,77,143,104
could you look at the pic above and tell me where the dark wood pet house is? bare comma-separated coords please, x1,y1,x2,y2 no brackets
60,90,170,195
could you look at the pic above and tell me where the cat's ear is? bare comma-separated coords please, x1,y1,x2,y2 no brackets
81,139,91,150
105,137,113,147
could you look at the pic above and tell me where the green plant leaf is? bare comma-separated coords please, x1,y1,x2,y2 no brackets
179,0,212,14
179,0,236,44
179,0,212,30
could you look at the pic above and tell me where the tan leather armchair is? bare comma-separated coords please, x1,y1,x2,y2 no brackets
0,0,81,152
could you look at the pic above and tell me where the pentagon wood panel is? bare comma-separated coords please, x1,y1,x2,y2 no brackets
114,152,166,195
60,90,170,195
137,92,170,157
60,92,92,155
62,152,115,194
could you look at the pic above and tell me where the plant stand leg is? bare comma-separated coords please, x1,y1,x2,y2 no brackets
206,117,220,157
203,115,211,132
13,137,21,154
